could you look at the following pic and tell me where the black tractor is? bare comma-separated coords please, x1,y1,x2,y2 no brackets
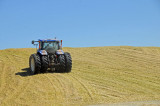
29,39,72,74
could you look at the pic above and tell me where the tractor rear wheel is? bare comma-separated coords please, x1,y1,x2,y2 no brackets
56,55,66,73
29,54,41,75
64,52,72,73
41,56,49,73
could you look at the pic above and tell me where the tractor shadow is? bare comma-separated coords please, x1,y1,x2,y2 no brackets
15,68,62,77
15,68,32,77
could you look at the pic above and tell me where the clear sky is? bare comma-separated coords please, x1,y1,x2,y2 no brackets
0,0,160,49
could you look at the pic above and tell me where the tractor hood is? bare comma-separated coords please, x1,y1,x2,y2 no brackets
37,50,64,55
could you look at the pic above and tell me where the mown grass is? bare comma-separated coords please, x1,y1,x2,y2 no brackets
0,46,160,105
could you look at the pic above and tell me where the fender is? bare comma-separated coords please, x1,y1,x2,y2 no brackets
37,50,48,55
56,50,64,55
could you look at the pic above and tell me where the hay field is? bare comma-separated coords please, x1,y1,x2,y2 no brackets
0,46,160,105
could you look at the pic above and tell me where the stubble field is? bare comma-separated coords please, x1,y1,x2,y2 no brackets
0,46,160,105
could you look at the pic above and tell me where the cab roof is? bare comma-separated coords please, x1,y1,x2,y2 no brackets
38,39,61,42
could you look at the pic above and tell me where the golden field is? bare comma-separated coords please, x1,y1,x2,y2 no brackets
0,46,160,105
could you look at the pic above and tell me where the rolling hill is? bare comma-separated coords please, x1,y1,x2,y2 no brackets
0,46,160,105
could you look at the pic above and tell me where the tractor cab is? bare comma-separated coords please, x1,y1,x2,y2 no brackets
32,39,63,55
41,41,59,50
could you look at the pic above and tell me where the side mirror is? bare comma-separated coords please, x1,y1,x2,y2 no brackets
32,40,34,44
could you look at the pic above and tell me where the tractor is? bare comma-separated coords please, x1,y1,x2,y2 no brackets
29,39,72,74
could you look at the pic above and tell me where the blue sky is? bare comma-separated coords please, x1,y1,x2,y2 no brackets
0,0,160,49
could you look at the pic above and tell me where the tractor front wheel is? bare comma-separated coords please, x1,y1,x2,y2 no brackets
41,55,49,73
56,55,66,73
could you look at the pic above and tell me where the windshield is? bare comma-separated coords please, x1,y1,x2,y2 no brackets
42,41,59,50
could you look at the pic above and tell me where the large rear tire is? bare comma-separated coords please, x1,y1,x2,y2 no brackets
41,56,49,73
29,54,41,75
56,55,66,73
64,52,72,73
